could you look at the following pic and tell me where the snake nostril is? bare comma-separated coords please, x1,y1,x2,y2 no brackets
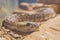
26,23,31,26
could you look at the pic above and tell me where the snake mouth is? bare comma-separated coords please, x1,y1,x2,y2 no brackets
25,22,40,29
26,23,39,28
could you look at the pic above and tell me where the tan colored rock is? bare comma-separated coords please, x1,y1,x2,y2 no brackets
39,15,60,40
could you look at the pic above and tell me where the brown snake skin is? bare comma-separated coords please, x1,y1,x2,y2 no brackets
2,7,56,33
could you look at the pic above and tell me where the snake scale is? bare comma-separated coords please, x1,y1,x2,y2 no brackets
2,7,56,33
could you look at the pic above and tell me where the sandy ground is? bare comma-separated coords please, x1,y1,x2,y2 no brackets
23,15,60,40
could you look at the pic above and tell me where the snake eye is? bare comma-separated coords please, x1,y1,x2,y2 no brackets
26,23,30,26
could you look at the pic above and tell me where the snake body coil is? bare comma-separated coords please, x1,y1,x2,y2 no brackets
2,7,56,33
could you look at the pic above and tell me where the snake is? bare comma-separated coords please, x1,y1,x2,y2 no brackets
2,7,56,33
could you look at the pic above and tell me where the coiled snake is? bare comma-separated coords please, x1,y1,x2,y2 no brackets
2,7,56,33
